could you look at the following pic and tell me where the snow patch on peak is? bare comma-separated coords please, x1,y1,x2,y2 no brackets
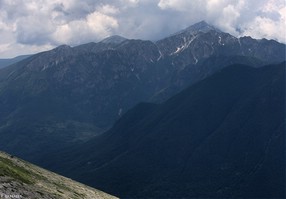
156,50,163,61
170,35,197,55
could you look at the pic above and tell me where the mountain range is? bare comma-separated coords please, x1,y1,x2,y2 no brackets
0,21,285,198
0,21,285,164
43,62,285,198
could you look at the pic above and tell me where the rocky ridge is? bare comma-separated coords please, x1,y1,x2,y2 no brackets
0,21,285,164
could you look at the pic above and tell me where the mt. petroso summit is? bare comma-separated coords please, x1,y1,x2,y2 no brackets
0,21,285,198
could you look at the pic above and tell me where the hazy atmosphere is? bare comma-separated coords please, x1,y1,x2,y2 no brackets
0,0,285,58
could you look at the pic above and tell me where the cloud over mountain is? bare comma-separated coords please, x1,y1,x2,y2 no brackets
0,0,285,57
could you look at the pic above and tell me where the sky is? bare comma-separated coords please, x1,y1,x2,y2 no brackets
0,0,285,58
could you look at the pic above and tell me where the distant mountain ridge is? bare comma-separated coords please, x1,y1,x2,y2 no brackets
0,21,285,164
0,55,31,69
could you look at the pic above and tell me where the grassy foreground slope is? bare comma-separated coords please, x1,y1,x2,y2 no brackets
0,151,117,199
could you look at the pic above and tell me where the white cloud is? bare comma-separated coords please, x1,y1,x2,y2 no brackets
96,4,120,15
121,0,140,6
215,3,243,35
158,0,203,11
0,0,285,58
0,42,54,58
241,0,286,42
52,10,119,45
242,16,285,42
15,15,56,45
157,0,286,42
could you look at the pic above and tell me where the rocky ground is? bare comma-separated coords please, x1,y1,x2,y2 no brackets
0,151,118,199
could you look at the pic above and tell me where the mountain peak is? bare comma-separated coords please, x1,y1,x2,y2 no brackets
100,35,127,44
55,44,71,50
53,44,72,54
185,20,221,33
173,21,221,36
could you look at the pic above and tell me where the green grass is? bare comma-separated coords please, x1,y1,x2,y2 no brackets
52,181,74,193
0,156,35,184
